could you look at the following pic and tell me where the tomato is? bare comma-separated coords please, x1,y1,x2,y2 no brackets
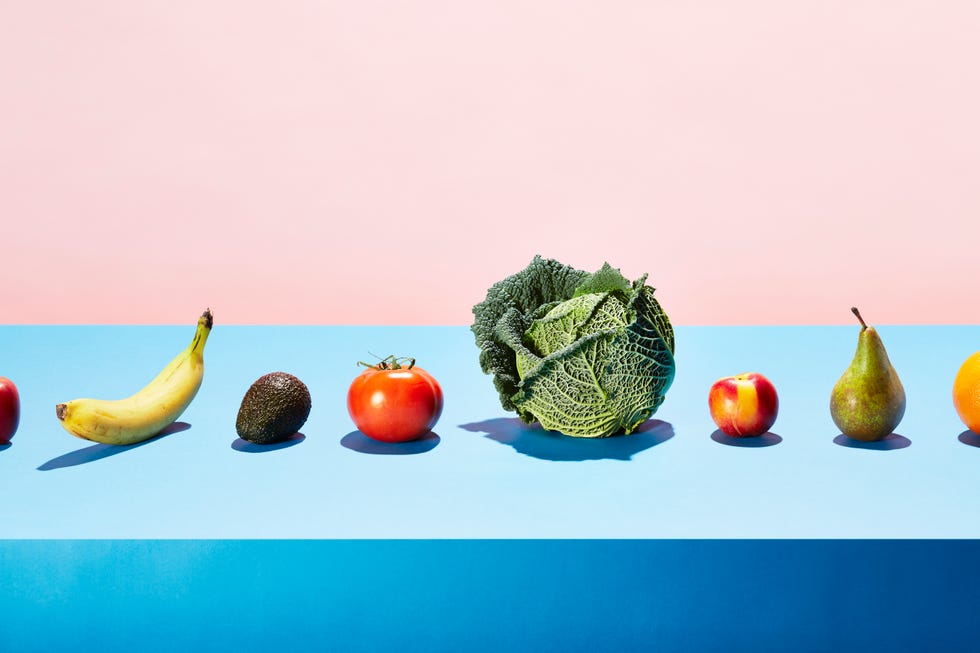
347,357,443,442
0,376,20,445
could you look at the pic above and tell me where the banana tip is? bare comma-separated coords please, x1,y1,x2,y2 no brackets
55,403,67,421
202,308,213,330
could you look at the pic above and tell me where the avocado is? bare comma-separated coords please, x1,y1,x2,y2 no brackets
236,372,312,444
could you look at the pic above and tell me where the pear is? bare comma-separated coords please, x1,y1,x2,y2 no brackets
830,307,906,442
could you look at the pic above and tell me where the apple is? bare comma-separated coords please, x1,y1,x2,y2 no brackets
0,376,20,444
708,372,779,437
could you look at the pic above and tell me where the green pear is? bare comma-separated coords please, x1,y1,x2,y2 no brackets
830,307,906,442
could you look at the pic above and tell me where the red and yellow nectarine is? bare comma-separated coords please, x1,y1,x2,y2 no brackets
708,372,779,438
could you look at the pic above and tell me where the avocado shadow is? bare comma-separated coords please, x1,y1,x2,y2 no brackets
232,432,306,452
711,430,783,448
958,430,980,448
37,422,192,471
341,430,441,455
833,433,911,451
459,417,673,461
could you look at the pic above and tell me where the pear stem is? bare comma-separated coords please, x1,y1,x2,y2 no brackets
851,307,868,329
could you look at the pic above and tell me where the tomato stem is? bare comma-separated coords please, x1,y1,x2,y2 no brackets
357,355,416,371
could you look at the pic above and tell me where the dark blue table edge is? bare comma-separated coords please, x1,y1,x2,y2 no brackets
1,539,978,651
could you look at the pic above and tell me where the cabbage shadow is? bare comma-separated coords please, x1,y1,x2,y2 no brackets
459,417,673,461
711,430,783,448
958,430,980,448
38,422,192,470
341,430,441,455
232,432,306,452
833,433,911,451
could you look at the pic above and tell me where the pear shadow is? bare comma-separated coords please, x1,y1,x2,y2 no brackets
341,430,441,455
957,430,980,448
232,433,306,452
833,433,911,451
710,430,783,448
37,422,192,471
458,417,674,461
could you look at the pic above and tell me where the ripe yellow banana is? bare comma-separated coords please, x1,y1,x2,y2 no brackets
55,309,213,445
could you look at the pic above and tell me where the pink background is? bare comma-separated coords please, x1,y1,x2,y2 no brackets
2,1,978,325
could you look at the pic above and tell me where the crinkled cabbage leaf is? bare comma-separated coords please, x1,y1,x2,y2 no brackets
471,256,675,437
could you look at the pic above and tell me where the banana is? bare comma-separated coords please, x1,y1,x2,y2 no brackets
55,309,213,445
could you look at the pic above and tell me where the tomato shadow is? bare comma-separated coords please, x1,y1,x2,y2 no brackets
340,430,441,455
232,433,306,452
459,417,673,461
958,430,980,448
833,433,911,451
37,422,192,470
710,430,783,448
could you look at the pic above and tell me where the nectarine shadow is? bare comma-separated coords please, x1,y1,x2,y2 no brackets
232,432,305,452
341,430,440,455
37,422,192,470
710,430,782,448
833,433,910,451
957,430,980,448
459,417,673,461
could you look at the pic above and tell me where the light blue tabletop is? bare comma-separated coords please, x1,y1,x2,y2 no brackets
0,324,977,538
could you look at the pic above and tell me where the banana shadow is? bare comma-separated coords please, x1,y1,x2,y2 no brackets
340,430,440,455
232,433,306,452
833,433,911,451
459,417,673,461
37,422,192,471
958,430,980,448
710,430,783,448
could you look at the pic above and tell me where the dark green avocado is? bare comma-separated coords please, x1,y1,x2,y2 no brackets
236,372,312,444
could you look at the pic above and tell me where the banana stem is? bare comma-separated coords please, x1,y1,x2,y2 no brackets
190,312,212,354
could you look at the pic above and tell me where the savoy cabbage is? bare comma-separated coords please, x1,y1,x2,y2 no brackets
472,256,675,437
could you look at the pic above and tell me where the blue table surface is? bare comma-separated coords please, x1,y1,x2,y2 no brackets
0,324,978,538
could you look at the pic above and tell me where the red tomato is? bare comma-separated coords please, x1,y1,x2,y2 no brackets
0,376,20,444
347,358,443,442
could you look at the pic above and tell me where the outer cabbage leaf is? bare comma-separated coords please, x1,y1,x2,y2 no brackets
471,256,588,412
